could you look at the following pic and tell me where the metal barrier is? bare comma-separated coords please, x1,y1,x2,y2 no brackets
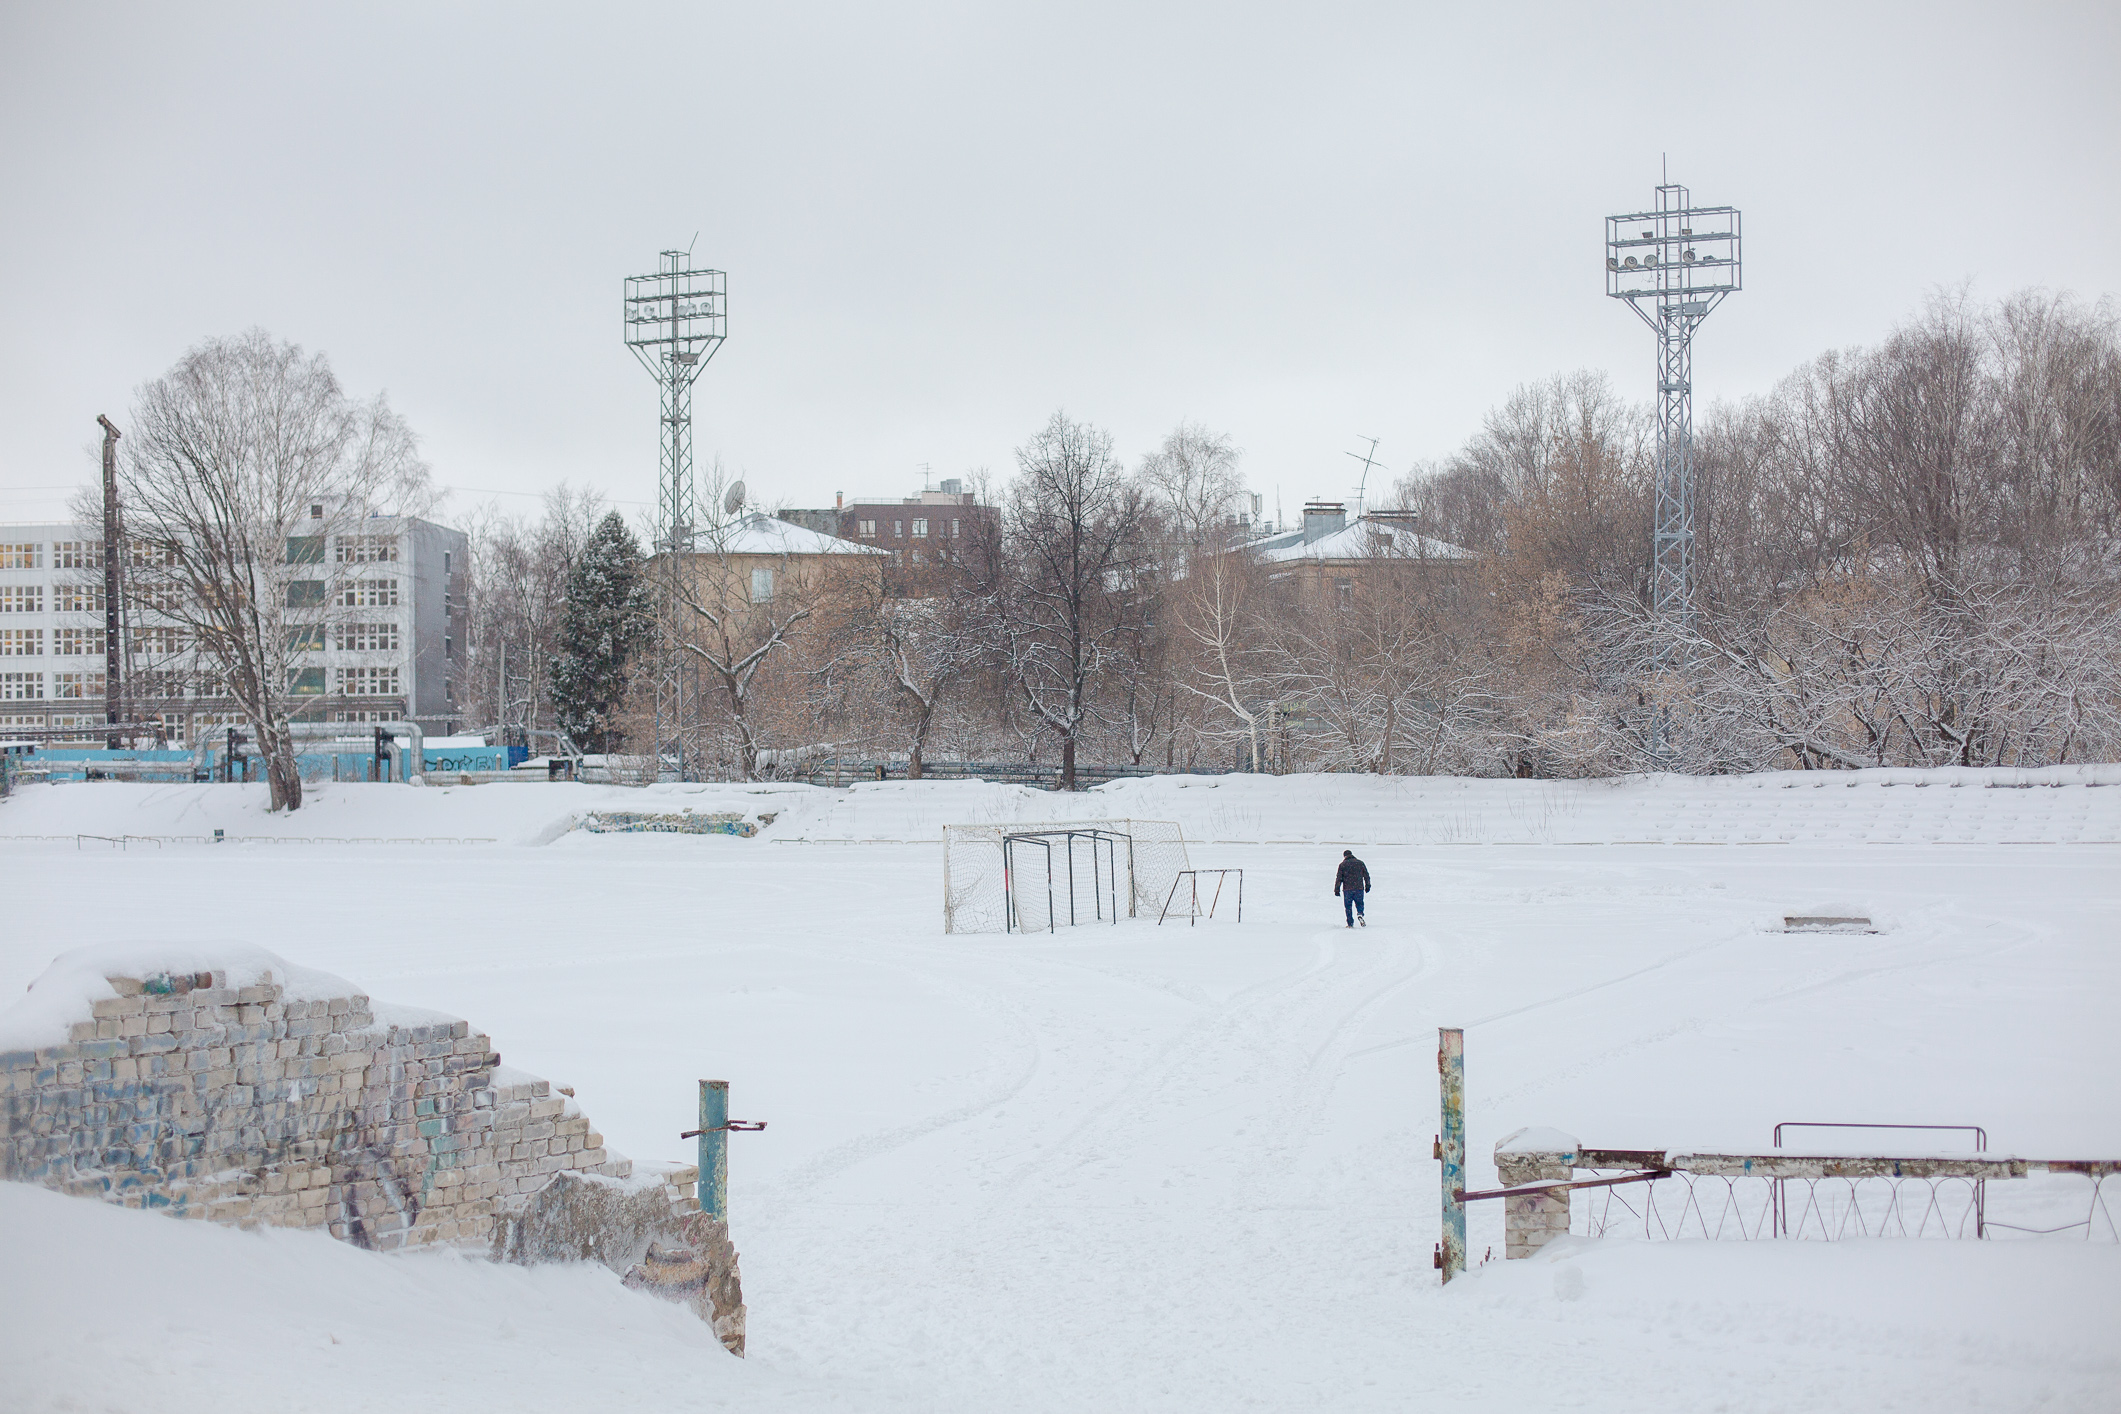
1158,868,1243,926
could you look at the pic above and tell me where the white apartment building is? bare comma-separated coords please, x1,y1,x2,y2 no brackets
0,515,468,743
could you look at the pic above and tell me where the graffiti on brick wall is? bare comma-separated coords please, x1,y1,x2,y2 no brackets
579,811,758,837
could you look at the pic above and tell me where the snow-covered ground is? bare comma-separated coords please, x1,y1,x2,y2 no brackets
3,772,2118,1412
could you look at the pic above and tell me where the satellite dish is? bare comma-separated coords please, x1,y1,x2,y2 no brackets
724,480,747,516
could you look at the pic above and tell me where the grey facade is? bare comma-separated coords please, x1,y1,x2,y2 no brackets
0,515,468,743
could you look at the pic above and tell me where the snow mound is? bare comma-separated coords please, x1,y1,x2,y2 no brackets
0,942,363,1053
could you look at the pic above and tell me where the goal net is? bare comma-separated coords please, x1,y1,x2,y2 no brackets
942,819,1190,934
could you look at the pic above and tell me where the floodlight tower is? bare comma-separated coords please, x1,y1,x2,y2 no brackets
625,250,726,780
1605,181,1742,633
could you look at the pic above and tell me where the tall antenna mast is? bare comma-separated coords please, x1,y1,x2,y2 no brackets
1604,176,1742,638
625,249,726,780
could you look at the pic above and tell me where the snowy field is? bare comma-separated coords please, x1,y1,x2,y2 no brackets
3,771,2119,1413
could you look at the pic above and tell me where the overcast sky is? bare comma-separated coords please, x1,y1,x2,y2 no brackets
4,1,2117,528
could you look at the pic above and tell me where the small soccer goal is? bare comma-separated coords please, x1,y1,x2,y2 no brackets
941,819,1190,934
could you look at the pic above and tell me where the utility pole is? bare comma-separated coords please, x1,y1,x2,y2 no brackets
96,415,124,749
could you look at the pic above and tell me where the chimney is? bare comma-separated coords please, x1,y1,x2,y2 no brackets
1302,501,1346,545
835,491,843,509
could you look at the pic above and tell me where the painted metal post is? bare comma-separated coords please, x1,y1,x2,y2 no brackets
1438,1027,1466,1283
698,1079,729,1221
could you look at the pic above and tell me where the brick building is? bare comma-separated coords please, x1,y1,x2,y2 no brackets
780,479,999,589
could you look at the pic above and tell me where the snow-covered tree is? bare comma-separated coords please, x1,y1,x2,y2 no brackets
549,511,651,753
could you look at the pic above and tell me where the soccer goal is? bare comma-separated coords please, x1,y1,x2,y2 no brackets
941,819,1190,934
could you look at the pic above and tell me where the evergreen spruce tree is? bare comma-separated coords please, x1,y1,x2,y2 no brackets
549,511,653,753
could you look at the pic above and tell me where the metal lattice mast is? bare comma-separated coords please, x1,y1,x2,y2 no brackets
625,250,726,780
1605,181,1742,634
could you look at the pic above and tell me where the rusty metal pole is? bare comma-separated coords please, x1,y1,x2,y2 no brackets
1438,1027,1466,1283
698,1079,729,1221
96,416,124,749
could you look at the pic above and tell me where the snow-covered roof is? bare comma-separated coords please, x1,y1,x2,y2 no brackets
1260,516,1473,564
688,513,889,557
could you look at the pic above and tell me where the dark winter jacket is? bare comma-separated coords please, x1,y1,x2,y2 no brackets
1334,856,1371,895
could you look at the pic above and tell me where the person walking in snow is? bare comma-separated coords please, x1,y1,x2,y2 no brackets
1334,849,1371,928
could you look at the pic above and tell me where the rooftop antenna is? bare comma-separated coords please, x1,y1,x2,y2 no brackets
1345,436,1384,518
625,246,727,781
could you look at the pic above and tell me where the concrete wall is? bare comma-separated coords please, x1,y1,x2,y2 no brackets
0,959,745,1353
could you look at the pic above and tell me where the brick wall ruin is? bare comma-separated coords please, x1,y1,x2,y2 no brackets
0,958,745,1354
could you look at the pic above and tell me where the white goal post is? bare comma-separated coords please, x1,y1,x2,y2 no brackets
942,819,1190,934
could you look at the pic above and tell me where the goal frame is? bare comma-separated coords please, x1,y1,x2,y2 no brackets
1001,827,1133,933
941,818,1189,935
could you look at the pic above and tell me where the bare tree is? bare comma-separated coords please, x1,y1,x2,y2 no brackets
461,483,606,749
113,330,429,810
1139,422,1246,545
817,587,988,777
1170,542,1271,770
1002,412,1155,790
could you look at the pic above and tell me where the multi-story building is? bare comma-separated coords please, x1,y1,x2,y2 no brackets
0,515,467,743
781,479,999,591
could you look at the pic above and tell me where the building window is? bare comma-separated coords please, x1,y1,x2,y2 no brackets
287,580,326,608
335,534,399,564
130,670,186,701
950,519,960,538
336,666,399,696
858,519,877,537
285,536,325,564
53,541,101,570
0,629,41,657
139,586,184,613
55,627,103,656
0,543,41,570
135,626,189,657
893,520,904,538
54,583,104,614
337,578,399,607
444,551,452,573
129,542,177,568
911,518,928,538
0,585,43,614
0,672,44,701
310,503,324,520
285,624,326,653
53,671,105,700
334,622,398,652
444,678,454,702
1335,578,1353,607
750,567,774,602
288,667,328,695
444,635,453,660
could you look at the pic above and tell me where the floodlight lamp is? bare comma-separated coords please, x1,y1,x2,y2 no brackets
1681,228,1693,237
1683,250,1696,263
1607,257,1619,270
1624,256,1639,269
1641,229,1652,238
